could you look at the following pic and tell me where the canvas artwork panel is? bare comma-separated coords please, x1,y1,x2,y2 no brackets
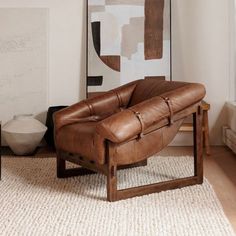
87,0,171,97
0,8,48,125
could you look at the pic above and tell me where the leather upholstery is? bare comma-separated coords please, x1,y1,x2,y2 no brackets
54,80,139,132
54,78,206,165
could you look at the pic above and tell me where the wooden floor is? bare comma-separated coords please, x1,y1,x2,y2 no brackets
204,147,236,233
160,146,236,233
2,146,236,232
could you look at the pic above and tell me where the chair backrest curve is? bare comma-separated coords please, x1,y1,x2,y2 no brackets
129,77,188,107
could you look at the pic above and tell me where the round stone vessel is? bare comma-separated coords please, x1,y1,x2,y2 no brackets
2,114,47,155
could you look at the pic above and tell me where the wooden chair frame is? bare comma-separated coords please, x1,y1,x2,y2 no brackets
57,106,203,202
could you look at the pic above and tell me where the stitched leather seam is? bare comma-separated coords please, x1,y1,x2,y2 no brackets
117,92,123,107
128,108,144,139
112,90,123,108
159,96,174,125
84,101,94,116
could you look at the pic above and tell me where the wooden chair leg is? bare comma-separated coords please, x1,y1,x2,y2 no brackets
203,110,211,156
56,151,96,178
193,107,204,184
107,146,118,202
57,154,66,178
107,164,117,202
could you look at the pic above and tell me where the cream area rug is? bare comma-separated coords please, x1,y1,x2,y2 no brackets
0,156,235,236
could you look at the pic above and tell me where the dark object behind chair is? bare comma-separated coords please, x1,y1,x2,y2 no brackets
44,106,67,148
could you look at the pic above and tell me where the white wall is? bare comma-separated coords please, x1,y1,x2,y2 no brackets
172,0,234,145
0,0,234,145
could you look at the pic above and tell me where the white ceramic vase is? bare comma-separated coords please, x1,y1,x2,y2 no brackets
2,114,47,155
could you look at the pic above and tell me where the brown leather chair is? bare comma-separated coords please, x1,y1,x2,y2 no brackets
54,78,206,201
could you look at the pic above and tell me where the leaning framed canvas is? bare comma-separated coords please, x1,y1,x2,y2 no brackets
87,0,171,98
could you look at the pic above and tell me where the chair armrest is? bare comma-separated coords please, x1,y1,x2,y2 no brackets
96,97,168,143
96,83,206,143
96,109,141,143
54,93,118,132
53,80,140,132
53,101,92,132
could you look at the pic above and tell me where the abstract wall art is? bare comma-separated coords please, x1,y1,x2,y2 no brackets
87,0,171,97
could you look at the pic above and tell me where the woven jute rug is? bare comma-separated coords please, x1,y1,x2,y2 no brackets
0,156,235,236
